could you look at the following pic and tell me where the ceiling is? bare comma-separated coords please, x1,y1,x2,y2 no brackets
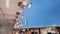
0,0,23,34
0,0,22,24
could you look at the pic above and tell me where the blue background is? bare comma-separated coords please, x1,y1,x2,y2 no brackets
21,0,60,28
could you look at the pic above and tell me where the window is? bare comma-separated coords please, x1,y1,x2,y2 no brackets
47,32,51,34
47,32,58,34
31,32,38,34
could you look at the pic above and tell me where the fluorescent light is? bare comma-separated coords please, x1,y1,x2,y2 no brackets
28,3,32,8
6,0,9,8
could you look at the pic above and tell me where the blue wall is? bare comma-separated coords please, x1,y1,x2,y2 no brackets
21,0,60,28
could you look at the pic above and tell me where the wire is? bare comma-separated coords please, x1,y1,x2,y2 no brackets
0,7,5,18
0,7,10,23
